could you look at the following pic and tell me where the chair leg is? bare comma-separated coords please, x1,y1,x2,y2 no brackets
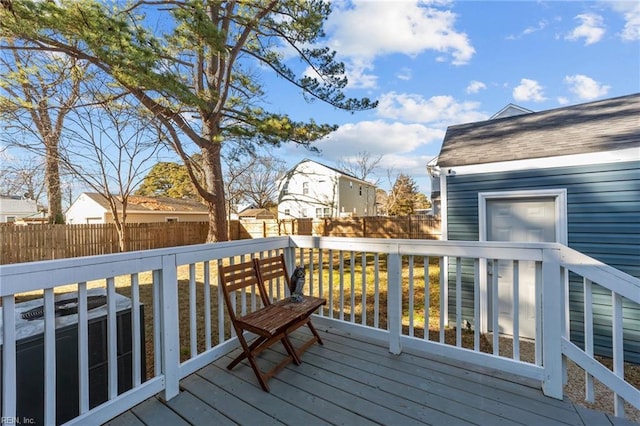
281,336,302,365
230,332,270,391
227,335,268,370
306,319,324,345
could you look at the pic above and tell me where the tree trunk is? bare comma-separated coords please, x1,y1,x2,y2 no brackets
45,142,63,224
201,143,228,242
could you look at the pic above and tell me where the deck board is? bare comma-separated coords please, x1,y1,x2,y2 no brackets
109,327,634,426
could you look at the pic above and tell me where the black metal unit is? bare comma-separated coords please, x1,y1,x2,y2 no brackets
0,294,146,425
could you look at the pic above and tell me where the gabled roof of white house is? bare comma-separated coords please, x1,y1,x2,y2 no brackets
284,159,374,186
437,93,640,167
81,193,208,213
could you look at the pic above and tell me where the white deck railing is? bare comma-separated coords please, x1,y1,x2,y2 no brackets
0,236,638,425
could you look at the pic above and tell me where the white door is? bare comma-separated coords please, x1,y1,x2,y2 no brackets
486,198,556,339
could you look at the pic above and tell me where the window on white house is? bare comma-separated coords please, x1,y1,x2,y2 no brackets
324,207,330,217
303,182,309,195
282,182,289,194
284,209,290,216
301,208,308,217
6,216,16,223
359,185,362,195
315,208,322,217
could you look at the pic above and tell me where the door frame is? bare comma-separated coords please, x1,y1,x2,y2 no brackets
477,189,568,336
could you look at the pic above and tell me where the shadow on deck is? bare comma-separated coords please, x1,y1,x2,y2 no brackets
105,328,636,426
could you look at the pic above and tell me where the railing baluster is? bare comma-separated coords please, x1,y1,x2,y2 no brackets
2,295,17,420
318,249,324,316
492,259,499,356
439,256,445,344
204,261,212,349
409,255,415,337
612,292,624,417
106,277,118,399
44,288,56,424
339,251,345,321
387,251,402,355
350,250,356,323
77,282,90,413
513,260,520,360
153,269,162,376
309,248,315,299
473,259,480,351
189,263,197,357
374,253,380,328
131,274,142,387
455,257,461,347
424,256,429,341
361,252,367,326
584,278,594,402
328,249,334,319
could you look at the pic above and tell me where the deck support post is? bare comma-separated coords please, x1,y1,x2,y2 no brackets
387,251,402,355
541,247,563,399
159,254,180,401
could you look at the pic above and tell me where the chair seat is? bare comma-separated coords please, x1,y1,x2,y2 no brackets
237,296,325,335
272,296,326,314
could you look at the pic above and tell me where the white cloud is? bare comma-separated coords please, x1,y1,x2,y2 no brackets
466,80,487,94
318,120,443,154
609,2,640,41
376,92,488,125
565,13,606,45
325,1,475,87
513,78,546,102
396,67,413,81
563,74,610,100
557,96,570,105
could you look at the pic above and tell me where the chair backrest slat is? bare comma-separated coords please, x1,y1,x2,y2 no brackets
219,259,270,318
254,254,291,288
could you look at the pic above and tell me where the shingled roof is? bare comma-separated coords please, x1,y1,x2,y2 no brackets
83,193,208,212
437,93,640,167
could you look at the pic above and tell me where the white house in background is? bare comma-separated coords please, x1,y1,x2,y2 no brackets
277,159,377,219
0,195,39,223
66,192,209,224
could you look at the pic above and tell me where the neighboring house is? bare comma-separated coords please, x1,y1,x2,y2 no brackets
238,208,276,220
278,159,377,219
66,193,209,224
433,93,640,362
0,195,39,223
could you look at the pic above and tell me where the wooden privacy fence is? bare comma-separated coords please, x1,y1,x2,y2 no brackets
0,222,209,264
315,216,441,239
0,217,440,264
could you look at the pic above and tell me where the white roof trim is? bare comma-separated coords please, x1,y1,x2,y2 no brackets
446,147,639,176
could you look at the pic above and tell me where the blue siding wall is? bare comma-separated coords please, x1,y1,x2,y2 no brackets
446,160,640,362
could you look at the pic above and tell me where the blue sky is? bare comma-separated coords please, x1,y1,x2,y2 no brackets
268,0,640,194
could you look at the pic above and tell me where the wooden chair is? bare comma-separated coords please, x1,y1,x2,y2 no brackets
253,254,326,360
218,256,325,391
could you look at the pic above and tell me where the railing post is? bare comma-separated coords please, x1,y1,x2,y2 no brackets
541,247,563,399
159,254,180,401
387,251,402,355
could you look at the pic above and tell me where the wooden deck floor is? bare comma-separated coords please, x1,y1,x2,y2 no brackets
105,328,637,426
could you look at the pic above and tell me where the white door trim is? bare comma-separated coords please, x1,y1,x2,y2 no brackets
477,189,568,335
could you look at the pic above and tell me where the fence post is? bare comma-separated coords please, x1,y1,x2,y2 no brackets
159,254,180,401
541,247,563,399
387,249,403,355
